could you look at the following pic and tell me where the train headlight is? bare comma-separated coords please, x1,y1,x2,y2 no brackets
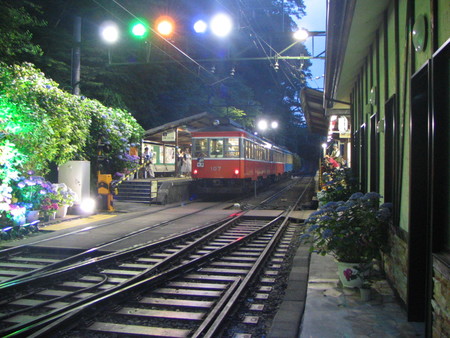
193,169,198,175
234,169,239,175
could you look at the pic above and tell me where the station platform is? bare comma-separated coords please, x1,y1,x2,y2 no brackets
113,176,193,205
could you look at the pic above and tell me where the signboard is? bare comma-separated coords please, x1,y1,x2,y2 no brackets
162,130,176,142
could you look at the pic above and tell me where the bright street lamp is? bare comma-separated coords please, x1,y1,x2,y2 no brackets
257,119,278,132
100,21,119,43
193,20,208,33
257,120,268,131
293,28,309,41
210,13,233,37
156,16,175,36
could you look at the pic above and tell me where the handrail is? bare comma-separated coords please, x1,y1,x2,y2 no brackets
111,160,152,189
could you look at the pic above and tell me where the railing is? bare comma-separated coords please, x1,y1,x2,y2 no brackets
111,160,152,190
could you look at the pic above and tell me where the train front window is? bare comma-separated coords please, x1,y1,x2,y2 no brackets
193,138,208,158
225,138,240,158
209,139,224,157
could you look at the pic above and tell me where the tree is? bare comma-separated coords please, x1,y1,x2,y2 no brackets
0,0,45,64
5,0,319,159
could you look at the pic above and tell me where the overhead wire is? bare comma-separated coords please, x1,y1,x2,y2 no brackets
92,0,305,88
91,0,215,84
235,0,300,89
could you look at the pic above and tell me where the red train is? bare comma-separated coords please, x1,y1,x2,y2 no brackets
191,119,294,194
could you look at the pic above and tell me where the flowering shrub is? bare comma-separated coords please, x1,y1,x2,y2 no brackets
0,62,144,175
11,171,53,210
302,192,391,263
318,168,358,205
0,62,144,231
40,197,59,217
52,183,77,207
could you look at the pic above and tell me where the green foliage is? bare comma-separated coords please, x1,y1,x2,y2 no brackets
0,62,144,176
0,0,46,64
0,62,90,172
318,168,359,205
302,192,391,263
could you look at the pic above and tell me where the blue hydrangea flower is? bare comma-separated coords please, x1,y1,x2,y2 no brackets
380,202,393,210
323,201,339,209
307,224,319,232
362,192,382,200
345,200,357,207
319,215,332,222
322,229,333,239
349,192,364,200
336,206,349,212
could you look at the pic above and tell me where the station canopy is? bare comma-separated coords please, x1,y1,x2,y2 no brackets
143,112,235,146
300,87,329,136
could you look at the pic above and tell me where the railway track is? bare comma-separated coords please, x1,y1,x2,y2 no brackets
0,213,288,336
0,175,309,285
0,200,233,284
34,214,294,337
0,176,313,337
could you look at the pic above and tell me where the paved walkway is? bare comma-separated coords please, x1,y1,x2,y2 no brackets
298,254,425,338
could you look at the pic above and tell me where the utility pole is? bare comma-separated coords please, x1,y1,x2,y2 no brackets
71,16,81,95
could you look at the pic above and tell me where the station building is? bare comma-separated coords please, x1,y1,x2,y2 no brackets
302,0,449,335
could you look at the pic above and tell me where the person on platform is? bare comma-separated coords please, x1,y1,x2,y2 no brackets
330,144,342,166
176,148,184,177
143,146,155,178
181,149,192,177
324,155,340,169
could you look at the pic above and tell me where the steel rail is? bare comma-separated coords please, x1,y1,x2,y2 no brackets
0,176,303,285
1,177,310,336
18,214,287,337
0,199,232,284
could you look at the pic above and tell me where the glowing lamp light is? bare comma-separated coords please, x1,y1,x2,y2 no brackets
80,198,96,214
129,18,150,39
156,16,174,36
100,21,119,43
132,23,147,37
193,20,207,33
271,121,279,129
234,169,239,175
210,13,233,37
193,169,198,175
293,29,309,41
257,120,268,131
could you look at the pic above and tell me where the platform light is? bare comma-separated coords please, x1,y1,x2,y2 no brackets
257,120,268,131
129,18,150,39
80,198,96,214
293,29,309,41
100,21,119,43
156,16,174,36
193,20,208,33
210,13,233,37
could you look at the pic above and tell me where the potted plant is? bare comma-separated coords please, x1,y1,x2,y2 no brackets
12,171,53,222
40,196,59,221
302,192,392,288
52,183,77,218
